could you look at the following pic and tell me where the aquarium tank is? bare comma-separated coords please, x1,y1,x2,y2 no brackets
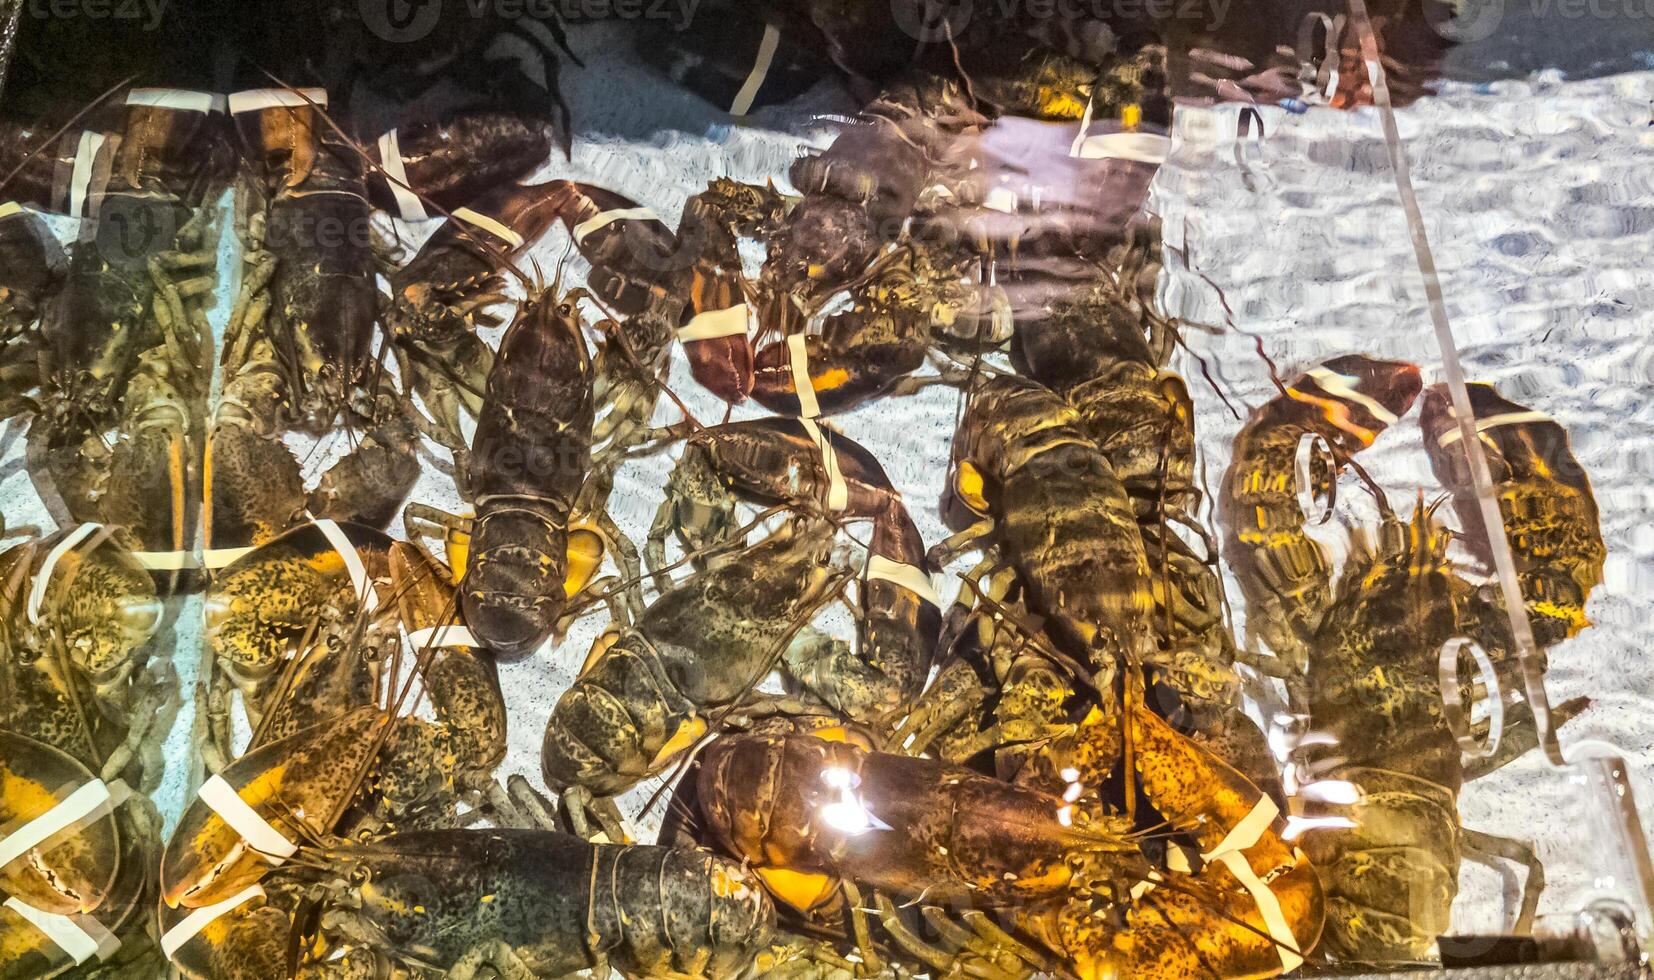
0,0,1649,977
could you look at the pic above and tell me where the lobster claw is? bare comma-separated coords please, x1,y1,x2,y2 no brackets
677,273,756,403
684,333,755,404
1024,705,1325,980
368,111,555,218
0,731,122,915
160,707,387,909
157,894,286,980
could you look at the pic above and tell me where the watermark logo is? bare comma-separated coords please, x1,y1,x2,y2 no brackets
1424,0,1506,42
360,0,444,43
890,0,1232,40
95,197,176,272
891,0,975,43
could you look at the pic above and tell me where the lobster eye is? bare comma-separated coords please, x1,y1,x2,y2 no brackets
558,303,574,317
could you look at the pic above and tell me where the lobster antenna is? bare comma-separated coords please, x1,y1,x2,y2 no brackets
944,24,980,114
1164,220,1286,407
1346,455,1395,521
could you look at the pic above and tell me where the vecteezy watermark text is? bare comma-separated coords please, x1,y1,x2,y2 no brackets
359,0,698,43
992,0,1231,28
890,0,1231,43
28,0,166,30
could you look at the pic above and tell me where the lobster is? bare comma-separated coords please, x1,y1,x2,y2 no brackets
647,417,943,721
1294,501,1580,962
699,702,1324,979
542,516,847,842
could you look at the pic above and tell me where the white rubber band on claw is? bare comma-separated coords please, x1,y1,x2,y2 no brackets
1203,795,1277,858
1205,847,1303,972
452,207,525,249
126,88,218,113
406,625,481,650
1165,844,1194,874
196,774,297,864
202,546,254,570
1438,636,1504,760
3,898,117,964
27,524,105,624
677,303,750,342
0,780,116,870
572,206,659,244
1068,92,1097,157
1128,869,1162,900
160,885,264,960
69,131,105,220
227,88,328,113
786,333,821,419
728,23,780,116
799,418,848,512
376,129,428,222
131,550,198,570
312,519,379,614
1200,795,1303,971
864,556,941,607
1436,410,1553,447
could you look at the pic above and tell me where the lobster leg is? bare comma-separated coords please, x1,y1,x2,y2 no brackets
1461,827,1545,935
962,908,1064,975
557,572,631,634
574,465,645,623
874,893,1031,980
502,773,563,832
392,343,469,455
927,519,996,569
561,783,632,845
221,211,276,377
1463,695,1590,782
448,940,539,980
884,658,988,757
193,674,232,775
922,905,1053,976
101,656,178,784
645,436,741,586
885,364,976,398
